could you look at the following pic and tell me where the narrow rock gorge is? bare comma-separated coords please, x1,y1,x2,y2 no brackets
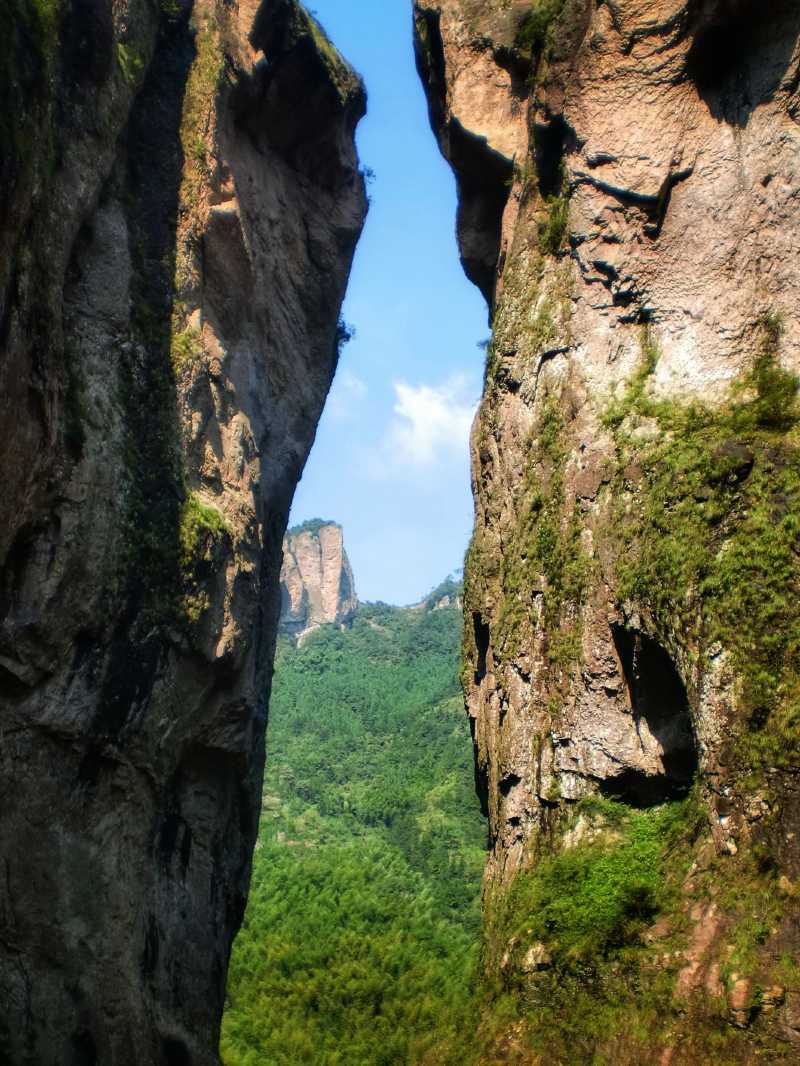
415,0,800,1060
0,1,365,1062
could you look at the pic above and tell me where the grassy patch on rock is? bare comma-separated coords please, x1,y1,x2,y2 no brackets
495,796,700,962
179,492,228,624
170,321,205,372
425,795,760,1065
116,40,145,85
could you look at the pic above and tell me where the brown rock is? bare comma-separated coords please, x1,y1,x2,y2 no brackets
676,902,722,998
415,0,800,1050
0,1,366,1061
280,522,358,642
728,976,753,1026
520,941,552,973
760,986,786,1014
711,441,755,483
783,990,800,1039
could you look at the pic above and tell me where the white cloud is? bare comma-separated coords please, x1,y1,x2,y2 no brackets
327,369,368,419
382,374,477,469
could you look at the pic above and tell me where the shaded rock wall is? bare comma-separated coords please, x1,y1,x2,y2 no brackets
280,522,357,642
0,1,366,1062
416,0,800,1059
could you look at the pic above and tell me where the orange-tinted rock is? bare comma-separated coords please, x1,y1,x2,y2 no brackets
416,0,800,1057
280,522,358,642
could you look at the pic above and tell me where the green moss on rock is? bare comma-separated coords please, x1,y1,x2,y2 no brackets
180,493,226,566
495,395,591,664
116,40,145,86
511,807,672,957
538,192,570,255
516,0,566,54
608,317,800,772
466,794,796,1064
179,492,228,623
170,322,205,372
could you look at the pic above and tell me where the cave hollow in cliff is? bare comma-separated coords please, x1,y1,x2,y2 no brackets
603,625,698,808
533,113,570,200
685,0,800,126
473,612,490,685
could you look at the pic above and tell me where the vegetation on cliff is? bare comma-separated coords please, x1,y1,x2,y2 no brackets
516,0,566,53
414,0,800,1058
178,492,228,623
221,596,485,1065
608,316,800,772
459,316,800,1062
491,393,590,667
477,797,704,1061
470,792,800,1065
460,317,800,1063
287,517,340,537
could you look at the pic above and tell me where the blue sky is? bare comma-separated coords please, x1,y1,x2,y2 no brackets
289,0,489,605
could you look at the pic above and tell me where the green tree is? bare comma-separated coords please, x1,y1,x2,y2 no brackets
221,595,485,1066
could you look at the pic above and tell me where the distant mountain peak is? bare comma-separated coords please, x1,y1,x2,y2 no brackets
280,521,357,643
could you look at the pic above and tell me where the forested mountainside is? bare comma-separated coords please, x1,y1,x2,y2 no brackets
415,0,800,1061
221,587,486,1065
0,1,365,1060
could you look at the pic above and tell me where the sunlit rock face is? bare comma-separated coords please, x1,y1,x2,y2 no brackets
0,0,366,1061
416,0,800,1057
280,522,358,642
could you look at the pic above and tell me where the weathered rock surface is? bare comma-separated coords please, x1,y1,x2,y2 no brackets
416,0,800,1059
280,521,357,642
0,1,365,1062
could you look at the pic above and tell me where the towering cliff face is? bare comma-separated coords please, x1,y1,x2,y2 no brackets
416,1,800,1060
280,521,357,641
0,1,366,1062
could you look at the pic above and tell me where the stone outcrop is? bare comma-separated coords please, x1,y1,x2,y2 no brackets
280,521,357,641
416,0,800,1060
0,1,366,1063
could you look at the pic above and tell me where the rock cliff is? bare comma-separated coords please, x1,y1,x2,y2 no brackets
280,520,357,641
0,1,365,1062
416,1,800,1060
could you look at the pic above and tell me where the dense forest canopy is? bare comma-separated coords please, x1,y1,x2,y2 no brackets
221,594,486,1065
